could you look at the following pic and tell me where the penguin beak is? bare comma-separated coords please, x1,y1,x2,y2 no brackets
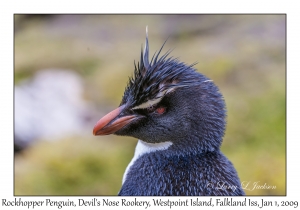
93,105,137,136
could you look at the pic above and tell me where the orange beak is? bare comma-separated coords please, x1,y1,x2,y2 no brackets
93,105,137,136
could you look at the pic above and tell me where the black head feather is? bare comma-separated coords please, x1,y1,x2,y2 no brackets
118,28,226,153
121,29,206,109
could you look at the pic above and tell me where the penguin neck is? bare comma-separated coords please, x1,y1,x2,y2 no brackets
121,136,221,185
122,140,173,184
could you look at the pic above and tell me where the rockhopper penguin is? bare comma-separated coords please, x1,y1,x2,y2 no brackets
93,28,245,196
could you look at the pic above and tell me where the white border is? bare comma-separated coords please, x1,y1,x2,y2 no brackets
1,1,299,209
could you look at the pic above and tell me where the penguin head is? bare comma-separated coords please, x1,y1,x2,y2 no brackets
93,29,226,153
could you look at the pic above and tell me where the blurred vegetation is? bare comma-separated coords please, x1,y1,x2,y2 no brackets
14,14,285,195
15,137,136,195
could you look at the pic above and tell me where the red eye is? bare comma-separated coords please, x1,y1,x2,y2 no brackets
155,107,165,114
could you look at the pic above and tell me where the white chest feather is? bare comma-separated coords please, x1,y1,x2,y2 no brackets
122,140,173,184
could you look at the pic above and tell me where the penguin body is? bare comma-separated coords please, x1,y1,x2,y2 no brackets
120,142,244,196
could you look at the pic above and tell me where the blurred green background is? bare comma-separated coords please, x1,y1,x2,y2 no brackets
14,14,285,195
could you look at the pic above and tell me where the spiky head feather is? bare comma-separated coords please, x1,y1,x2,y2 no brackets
118,28,226,153
121,28,211,109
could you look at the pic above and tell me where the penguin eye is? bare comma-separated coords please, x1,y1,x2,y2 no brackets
132,105,166,115
147,106,165,115
155,107,166,114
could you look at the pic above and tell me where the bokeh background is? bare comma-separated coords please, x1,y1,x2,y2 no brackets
14,14,286,195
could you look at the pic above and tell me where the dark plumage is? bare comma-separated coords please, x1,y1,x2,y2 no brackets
93,28,244,196
120,151,243,196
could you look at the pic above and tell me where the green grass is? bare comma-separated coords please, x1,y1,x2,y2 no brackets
15,137,137,195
